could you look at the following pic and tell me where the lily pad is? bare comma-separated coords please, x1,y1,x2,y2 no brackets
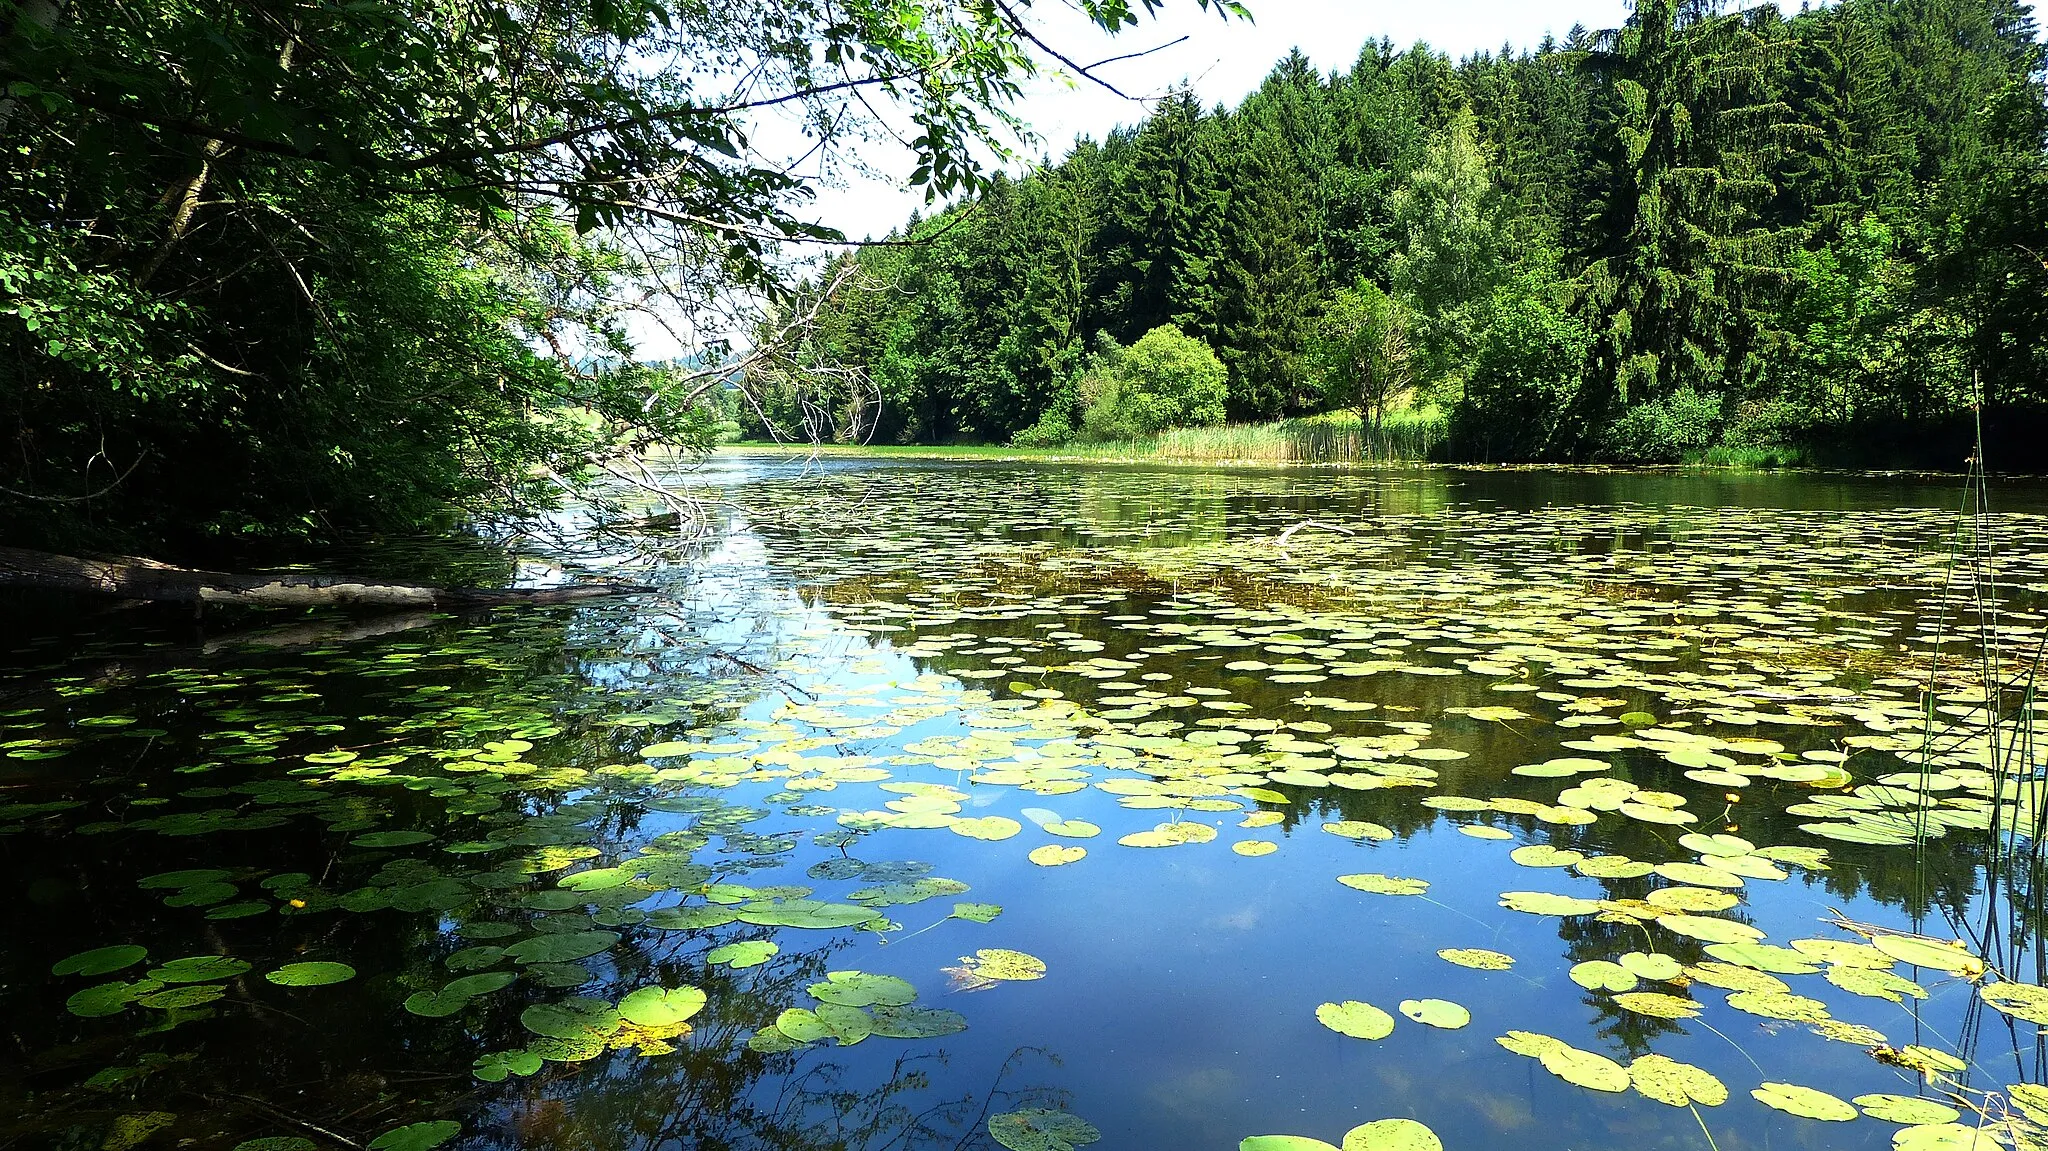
367,1121,461,1151
1437,948,1514,971
148,955,251,984
1871,935,1982,976
1854,1095,1961,1125
1338,873,1429,896
1613,992,1702,1019
1241,1139,1339,1151
953,902,1003,923
1628,1054,1727,1107
1539,1045,1630,1092
52,945,149,978
1500,891,1601,916
1398,998,1469,1029
868,1004,969,1038
1029,845,1086,866
1702,943,1820,974
1570,961,1637,992
265,962,356,987
706,940,778,968
1316,1000,1395,1040
502,930,620,965
809,971,917,1008
520,997,622,1040
1752,1082,1857,1121
616,986,706,1027
1340,1118,1442,1151
1889,1124,2004,1151
473,1049,544,1082
989,1108,1101,1151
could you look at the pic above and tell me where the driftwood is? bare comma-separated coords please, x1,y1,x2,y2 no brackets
0,546,649,609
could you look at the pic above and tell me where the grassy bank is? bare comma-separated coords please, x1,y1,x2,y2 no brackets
727,410,1447,467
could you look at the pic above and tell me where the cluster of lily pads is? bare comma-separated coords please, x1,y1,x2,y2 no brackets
7,464,2048,1150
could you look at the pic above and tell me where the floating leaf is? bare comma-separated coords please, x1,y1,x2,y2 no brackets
1399,998,1469,1029
1831,966,1928,1004
1316,1000,1395,1040
473,1049,544,1082
810,971,917,1007
1726,990,1829,1022
734,900,880,929
1871,935,1982,976
1240,1139,1338,1151
1497,1030,1569,1059
1539,1045,1630,1092
367,1122,460,1151
502,930,619,965
1029,845,1086,866
1889,1124,2004,1151
1618,952,1683,981
961,949,1045,982
52,945,148,978
1645,887,1740,913
1854,1095,1961,1125
1340,1118,1443,1151
1752,1082,1857,1121
1323,821,1394,841
953,902,1003,923
1338,873,1429,896
1614,992,1701,1019
616,986,706,1028
1702,943,1819,974
952,816,1022,841
1628,1054,1727,1107
352,831,436,848
265,962,356,987
1510,845,1583,868
1655,914,1766,945
1570,961,1637,992
706,940,778,969
1438,948,1514,971
868,1004,968,1038
148,955,250,984
1233,841,1278,857
1500,891,1601,916
988,1108,1101,1151
520,997,622,1041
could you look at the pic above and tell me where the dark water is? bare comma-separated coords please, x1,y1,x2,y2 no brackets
5,459,2048,1151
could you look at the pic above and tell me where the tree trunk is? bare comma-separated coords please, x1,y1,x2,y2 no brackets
0,547,648,608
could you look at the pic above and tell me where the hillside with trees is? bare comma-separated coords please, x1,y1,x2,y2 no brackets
762,0,2048,468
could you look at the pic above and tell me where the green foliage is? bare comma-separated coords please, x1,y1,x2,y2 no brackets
1312,283,1413,439
795,0,2047,469
0,0,1247,553
1077,326,1229,441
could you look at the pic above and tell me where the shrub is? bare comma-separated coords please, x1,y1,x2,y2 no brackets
1077,324,1228,441
1601,385,1724,463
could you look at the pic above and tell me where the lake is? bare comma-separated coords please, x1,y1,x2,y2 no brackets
5,457,2048,1151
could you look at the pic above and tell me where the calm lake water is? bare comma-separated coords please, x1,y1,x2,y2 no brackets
6,458,2048,1151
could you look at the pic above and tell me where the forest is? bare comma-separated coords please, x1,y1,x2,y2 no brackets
766,0,2048,468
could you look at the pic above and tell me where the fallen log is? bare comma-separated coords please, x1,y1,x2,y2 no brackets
0,546,650,609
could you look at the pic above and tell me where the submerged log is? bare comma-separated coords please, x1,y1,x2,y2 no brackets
0,546,649,609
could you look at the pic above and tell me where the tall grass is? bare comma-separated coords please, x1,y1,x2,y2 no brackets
1071,409,1446,464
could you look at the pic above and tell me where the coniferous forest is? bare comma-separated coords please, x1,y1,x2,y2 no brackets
773,0,2048,468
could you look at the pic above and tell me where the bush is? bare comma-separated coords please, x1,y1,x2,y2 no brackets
1077,324,1228,441
1451,282,1589,461
1600,385,1724,463
1010,405,1075,447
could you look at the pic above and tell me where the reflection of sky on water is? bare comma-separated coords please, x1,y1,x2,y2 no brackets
5,459,2047,1151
